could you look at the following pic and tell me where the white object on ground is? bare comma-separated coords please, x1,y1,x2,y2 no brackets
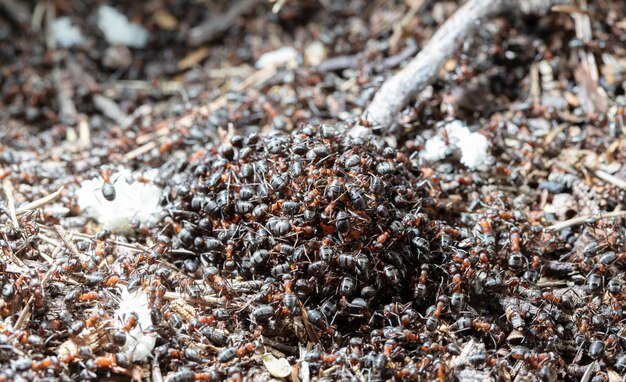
255,47,298,69
304,41,326,67
97,5,149,48
457,132,490,170
75,168,162,233
420,135,448,162
262,353,292,378
420,120,491,170
53,17,85,48
445,120,471,145
114,286,156,362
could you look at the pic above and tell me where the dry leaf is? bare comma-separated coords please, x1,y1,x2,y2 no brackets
154,9,178,30
178,47,210,71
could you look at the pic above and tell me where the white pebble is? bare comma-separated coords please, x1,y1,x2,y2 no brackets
304,41,326,67
445,120,471,144
420,120,491,170
458,132,490,170
97,5,149,48
256,47,298,69
420,136,447,162
53,17,84,48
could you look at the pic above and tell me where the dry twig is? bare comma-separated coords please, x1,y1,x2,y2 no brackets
187,0,260,46
261,336,298,356
357,0,573,133
592,169,626,190
546,210,626,231
53,225,89,263
0,0,30,27
38,224,148,253
2,179,19,228
15,186,64,215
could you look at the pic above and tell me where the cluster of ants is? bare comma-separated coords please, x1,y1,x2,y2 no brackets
151,125,626,381
1,124,625,381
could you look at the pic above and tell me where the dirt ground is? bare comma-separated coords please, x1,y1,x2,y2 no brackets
1,1,626,381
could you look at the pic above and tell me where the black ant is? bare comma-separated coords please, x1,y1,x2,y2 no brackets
98,167,117,201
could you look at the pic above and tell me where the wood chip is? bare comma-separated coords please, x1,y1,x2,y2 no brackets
153,9,178,30
2,179,19,228
16,186,64,215
169,298,197,322
178,47,210,71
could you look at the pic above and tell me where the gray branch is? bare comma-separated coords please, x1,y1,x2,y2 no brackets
358,0,573,134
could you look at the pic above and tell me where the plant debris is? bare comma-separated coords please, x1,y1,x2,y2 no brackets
1,1,626,381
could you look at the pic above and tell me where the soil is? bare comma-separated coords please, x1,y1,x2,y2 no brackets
1,1,626,381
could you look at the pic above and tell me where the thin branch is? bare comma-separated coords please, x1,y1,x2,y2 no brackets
123,140,159,161
14,297,33,331
2,179,19,228
53,225,84,260
187,0,260,47
592,169,626,190
16,186,64,215
0,0,30,27
38,225,147,253
546,210,626,231
358,0,573,133
261,336,298,356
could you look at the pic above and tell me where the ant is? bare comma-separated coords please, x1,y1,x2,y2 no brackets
98,167,118,201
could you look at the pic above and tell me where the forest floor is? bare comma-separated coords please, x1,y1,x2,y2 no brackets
1,1,626,381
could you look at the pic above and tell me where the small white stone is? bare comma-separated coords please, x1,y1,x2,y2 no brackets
102,45,133,69
262,354,292,378
53,17,84,48
420,120,491,170
255,47,298,69
445,120,471,145
97,5,149,48
304,41,326,67
458,132,490,170
420,136,448,162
